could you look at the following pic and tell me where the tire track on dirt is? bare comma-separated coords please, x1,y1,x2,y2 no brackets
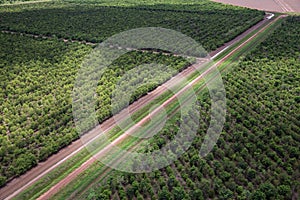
0,54,206,200
0,13,273,200
36,15,286,200
273,0,294,12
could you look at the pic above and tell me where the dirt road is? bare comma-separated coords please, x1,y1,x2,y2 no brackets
36,59,213,200
0,48,207,200
0,13,275,200
35,15,286,200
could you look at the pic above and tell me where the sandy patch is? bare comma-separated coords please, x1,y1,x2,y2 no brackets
212,0,300,13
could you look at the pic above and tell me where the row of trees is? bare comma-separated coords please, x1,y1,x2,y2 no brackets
0,1,264,52
0,32,192,187
83,16,300,200
0,33,91,186
0,0,277,189
0,0,263,186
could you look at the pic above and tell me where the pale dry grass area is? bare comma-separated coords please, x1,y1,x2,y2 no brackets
212,0,300,13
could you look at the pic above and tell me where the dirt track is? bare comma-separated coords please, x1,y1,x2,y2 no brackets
212,0,300,13
36,15,286,200
0,13,276,200
0,49,207,200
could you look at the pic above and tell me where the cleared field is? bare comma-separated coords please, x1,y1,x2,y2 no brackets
212,0,300,13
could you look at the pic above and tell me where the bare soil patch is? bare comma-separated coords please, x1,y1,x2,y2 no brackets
212,0,300,13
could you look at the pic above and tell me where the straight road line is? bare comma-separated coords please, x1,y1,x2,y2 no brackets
36,15,286,200
0,13,272,200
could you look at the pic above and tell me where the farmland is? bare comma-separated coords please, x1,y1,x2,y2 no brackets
0,0,299,199
0,0,267,188
63,16,299,200
0,33,193,187
0,2,264,51
0,35,90,186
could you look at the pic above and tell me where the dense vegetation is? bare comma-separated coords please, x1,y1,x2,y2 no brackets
0,0,36,4
0,33,191,186
0,0,266,187
0,34,90,186
82,17,300,199
0,1,264,51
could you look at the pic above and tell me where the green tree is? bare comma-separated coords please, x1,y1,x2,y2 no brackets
190,189,204,200
158,186,171,200
173,187,186,200
250,191,266,200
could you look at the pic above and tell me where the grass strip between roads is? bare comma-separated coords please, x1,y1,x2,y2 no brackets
51,15,288,200
13,14,285,200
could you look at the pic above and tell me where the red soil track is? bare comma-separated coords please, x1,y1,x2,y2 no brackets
0,13,277,200
36,15,286,200
0,51,207,200
212,0,300,13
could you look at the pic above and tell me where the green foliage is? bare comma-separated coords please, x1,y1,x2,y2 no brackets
246,16,300,60
250,191,266,200
0,1,264,52
0,175,7,186
158,186,172,200
0,33,190,186
83,16,300,199
0,33,91,186
0,0,265,188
